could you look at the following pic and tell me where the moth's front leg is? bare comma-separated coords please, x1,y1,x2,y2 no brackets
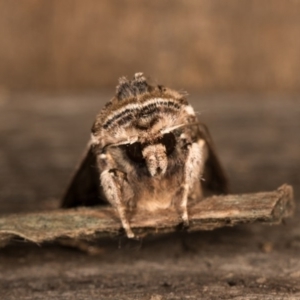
180,139,207,225
100,167,135,238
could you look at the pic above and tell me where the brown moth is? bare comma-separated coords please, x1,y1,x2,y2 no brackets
62,73,228,238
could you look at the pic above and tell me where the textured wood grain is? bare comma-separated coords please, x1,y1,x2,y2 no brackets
0,185,294,246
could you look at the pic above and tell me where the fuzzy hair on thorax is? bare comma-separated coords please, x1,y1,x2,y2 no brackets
91,73,196,148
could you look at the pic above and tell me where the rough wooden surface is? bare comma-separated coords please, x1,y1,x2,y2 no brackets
0,185,294,246
0,94,299,299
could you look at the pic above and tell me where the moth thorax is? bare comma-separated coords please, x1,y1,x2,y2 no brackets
135,116,157,130
142,144,168,177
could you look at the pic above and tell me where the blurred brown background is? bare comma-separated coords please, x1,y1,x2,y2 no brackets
0,0,300,93
1,2,300,299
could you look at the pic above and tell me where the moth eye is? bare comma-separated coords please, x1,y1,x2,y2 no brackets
160,132,176,156
125,142,145,163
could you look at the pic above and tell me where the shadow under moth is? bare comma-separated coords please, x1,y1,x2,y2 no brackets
62,73,229,238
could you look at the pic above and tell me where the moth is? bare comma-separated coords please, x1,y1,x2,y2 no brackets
62,73,228,238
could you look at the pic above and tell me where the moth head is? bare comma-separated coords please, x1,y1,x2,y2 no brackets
122,131,176,177
102,123,197,177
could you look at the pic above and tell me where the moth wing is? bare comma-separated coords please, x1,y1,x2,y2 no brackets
198,123,229,195
61,141,106,208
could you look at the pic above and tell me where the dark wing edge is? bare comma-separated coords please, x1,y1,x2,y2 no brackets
198,123,230,196
61,141,105,208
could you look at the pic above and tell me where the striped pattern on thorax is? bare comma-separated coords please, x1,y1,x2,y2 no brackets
91,73,196,146
102,98,183,130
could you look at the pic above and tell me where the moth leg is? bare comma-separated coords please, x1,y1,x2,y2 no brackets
100,169,135,238
180,139,206,225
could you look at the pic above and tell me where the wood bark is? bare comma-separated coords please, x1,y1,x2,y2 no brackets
0,184,294,246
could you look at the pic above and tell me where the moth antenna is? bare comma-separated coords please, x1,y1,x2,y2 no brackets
132,72,149,95
116,76,134,100
102,136,139,152
161,122,201,134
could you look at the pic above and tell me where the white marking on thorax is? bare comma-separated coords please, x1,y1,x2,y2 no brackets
184,105,195,115
103,98,182,129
